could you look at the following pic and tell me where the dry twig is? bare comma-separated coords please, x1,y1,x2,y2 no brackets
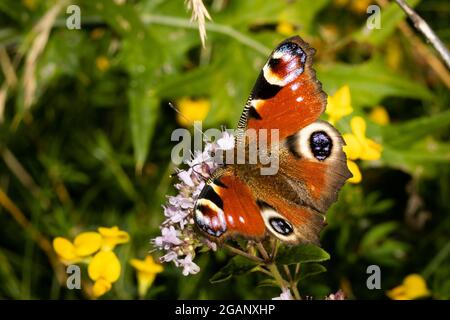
394,0,450,69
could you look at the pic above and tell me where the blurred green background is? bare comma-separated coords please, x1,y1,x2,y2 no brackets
0,0,449,299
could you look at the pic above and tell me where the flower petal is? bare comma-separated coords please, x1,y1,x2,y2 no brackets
92,278,112,298
98,226,130,251
95,56,110,72
73,232,102,257
276,21,295,36
88,251,121,283
346,160,362,184
326,85,353,124
343,133,362,160
403,274,430,299
53,237,78,262
177,97,210,127
387,284,406,300
136,273,156,298
370,106,390,126
360,138,382,161
350,116,367,141
387,274,430,300
130,256,164,274
334,85,352,112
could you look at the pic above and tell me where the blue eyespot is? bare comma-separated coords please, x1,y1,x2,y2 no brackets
269,217,293,235
310,131,332,161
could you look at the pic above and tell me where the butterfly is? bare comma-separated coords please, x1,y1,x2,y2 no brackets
194,36,351,244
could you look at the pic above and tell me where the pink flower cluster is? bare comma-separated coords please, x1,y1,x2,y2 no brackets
152,131,235,275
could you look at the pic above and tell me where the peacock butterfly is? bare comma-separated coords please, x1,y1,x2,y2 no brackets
194,36,351,244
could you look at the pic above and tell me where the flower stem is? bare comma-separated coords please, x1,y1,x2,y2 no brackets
295,263,300,275
256,266,273,277
270,238,279,260
224,244,263,263
291,282,302,300
283,265,302,300
283,265,292,281
255,242,270,262
267,263,287,290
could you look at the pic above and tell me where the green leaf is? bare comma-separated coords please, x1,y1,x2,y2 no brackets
209,255,259,283
157,41,260,127
276,244,330,266
128,80,159,172
91,132,138,200
82,0,165,170
363,240,410,267
215,0,329,35
257,279,279,288
0,0,29,23
284,0,331,34
318,58,433,108
381,139,450,177
0,249,21,299
296,263,327,282
215,0,284,26
382,109,450,148
360,222,399,252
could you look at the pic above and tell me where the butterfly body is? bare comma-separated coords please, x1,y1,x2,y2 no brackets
194,36,351,245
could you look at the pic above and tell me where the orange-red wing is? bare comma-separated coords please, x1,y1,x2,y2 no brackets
245,121,351,244
238,36,326,141
194,172,266,241
255,192,324,244
280,120,352,213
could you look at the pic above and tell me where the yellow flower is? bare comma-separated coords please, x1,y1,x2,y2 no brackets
22,0,37,10
369,106,390,126
96,56,110,72
53,232,102,264
334,0,350,6
276,21,295,36
176,97,210,127
350,0,372,14
73,232,103,256
98,226,130,251
346,160,362,184
326,85,353,125
387,274,431,300
92,278,112,298
53,237,79,263
90,28,105,40
343,116,382,161
386,40,402,70
334,0,371,13
88,251,121,298
130,256,164,297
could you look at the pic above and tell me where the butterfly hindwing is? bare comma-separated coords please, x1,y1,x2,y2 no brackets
280,120,351,213
234,121,350,244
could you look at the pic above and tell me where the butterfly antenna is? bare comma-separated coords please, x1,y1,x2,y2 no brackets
168,102,210,142
167,102,214,180
170,163,210,181
170,167,184,179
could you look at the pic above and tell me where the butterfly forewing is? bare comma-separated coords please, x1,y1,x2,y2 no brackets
237,36,327,142
194,171,266,241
